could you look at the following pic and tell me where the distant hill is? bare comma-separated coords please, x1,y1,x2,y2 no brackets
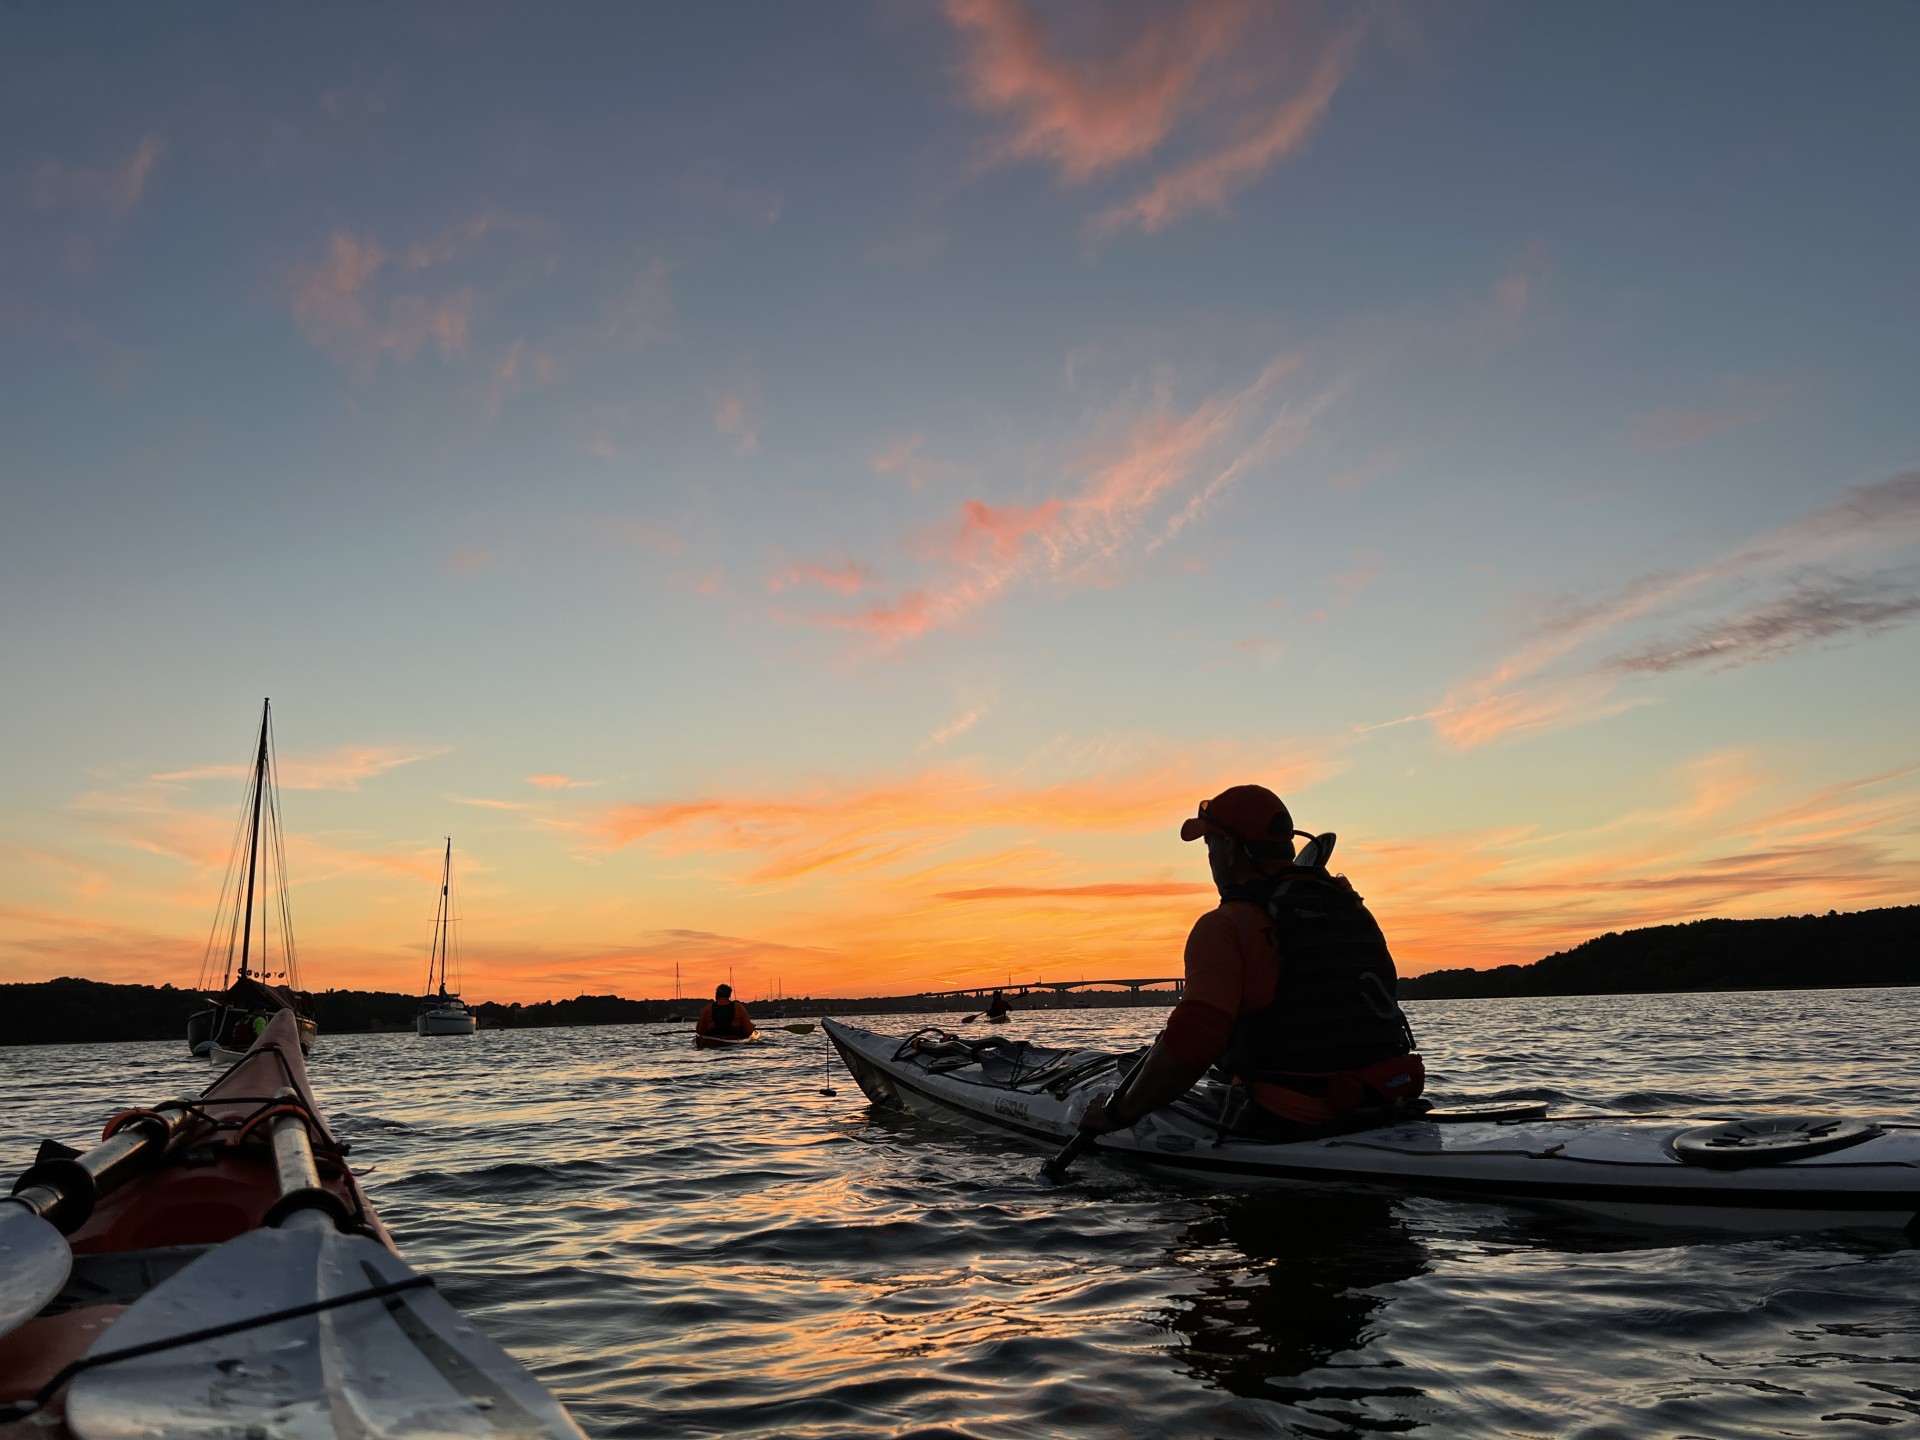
1399,906,1920,1000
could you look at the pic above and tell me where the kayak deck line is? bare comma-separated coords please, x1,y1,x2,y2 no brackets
822,1018,1920,1230
24,1272,437,1417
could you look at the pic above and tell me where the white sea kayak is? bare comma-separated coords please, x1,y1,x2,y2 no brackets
823,1019,1920,1232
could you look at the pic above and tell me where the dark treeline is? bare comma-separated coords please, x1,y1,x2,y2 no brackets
0,979,680,1047
1400,906,1920,1000
6,906,1915,1044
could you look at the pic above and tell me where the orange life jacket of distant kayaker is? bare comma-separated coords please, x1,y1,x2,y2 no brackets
698,1000,752,1038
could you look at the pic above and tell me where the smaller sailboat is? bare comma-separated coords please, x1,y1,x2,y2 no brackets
186,699,318,1059
417,838,477,1036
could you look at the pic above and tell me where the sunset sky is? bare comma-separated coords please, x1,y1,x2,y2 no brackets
3,3,1917,1003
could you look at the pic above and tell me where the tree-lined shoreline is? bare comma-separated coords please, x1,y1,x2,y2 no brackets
3,905,1913,1046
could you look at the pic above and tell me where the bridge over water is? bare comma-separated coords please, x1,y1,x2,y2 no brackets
917,977,1184,1001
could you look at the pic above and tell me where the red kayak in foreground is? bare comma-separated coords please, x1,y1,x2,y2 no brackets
0,1012,583,1440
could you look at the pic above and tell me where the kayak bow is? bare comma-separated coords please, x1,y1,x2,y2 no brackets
0,1011,585,1440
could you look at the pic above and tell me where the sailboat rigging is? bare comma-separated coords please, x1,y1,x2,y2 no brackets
417,838,477,1035
186,698,318,1058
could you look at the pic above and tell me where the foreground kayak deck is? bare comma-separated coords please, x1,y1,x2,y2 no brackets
824,1019,1920,1232
0,1012,584,1440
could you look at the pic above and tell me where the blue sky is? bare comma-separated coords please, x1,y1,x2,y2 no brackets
3,2,1916,999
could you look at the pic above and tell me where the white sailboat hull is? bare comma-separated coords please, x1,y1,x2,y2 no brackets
417,1005,477,1036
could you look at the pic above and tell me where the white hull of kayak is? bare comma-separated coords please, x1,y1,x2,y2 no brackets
417,1005,477,1035
823,1019,1920,1232
205,1043,251,1065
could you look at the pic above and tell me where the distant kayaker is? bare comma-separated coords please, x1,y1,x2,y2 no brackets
986,989,1011,1020
695,984,755,1041
1078,784,1424,1140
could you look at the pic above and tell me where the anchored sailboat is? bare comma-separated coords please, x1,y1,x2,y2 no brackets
185,699,319,1058
417,837,477,1035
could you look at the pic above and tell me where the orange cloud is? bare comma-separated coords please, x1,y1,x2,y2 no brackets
1092,32,1356,234
31,134,164,217
595,741,1332,890
526,774,601,790
939,882,1210,901
945,0,1250,181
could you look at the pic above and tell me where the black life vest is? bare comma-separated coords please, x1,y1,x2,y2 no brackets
708,1000,746,1036
1222,869,1417,1078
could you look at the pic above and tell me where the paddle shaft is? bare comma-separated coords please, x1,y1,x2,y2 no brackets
1041,1047,1150,1184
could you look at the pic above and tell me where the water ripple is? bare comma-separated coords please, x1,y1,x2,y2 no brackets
1,988,1915,1437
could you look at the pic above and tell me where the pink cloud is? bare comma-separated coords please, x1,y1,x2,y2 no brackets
944,0,1250,182
1092,33,1356,234
800,355,1332,643
1630,408,1765,451
31,135,164,218
286,231,475,372
768,561,874,596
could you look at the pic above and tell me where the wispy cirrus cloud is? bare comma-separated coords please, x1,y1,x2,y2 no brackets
155,744,445,791
1091,31,1358,235
526,774,601,790
1426,470,1920,748
796,355,1338,642
31,134,165,218
945,1,1361,234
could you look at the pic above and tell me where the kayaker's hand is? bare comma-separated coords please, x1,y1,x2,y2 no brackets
1077,1093,1129,1136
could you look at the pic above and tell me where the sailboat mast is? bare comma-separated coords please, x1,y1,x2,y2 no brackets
435,838,451,998
236,698,269,984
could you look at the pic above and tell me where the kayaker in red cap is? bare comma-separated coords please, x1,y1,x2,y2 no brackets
695,983,755,1041
1077,784,1424,1139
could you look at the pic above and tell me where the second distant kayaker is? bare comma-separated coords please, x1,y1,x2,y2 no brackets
1078,784,1424,1140
695,984,755,1041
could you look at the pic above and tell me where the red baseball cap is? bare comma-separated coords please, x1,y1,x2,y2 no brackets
1180,785,1293,844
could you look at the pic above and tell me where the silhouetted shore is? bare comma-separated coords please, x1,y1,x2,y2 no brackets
4,905,1913,1045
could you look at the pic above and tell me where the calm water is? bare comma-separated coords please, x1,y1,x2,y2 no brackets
3,989,1917,1438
